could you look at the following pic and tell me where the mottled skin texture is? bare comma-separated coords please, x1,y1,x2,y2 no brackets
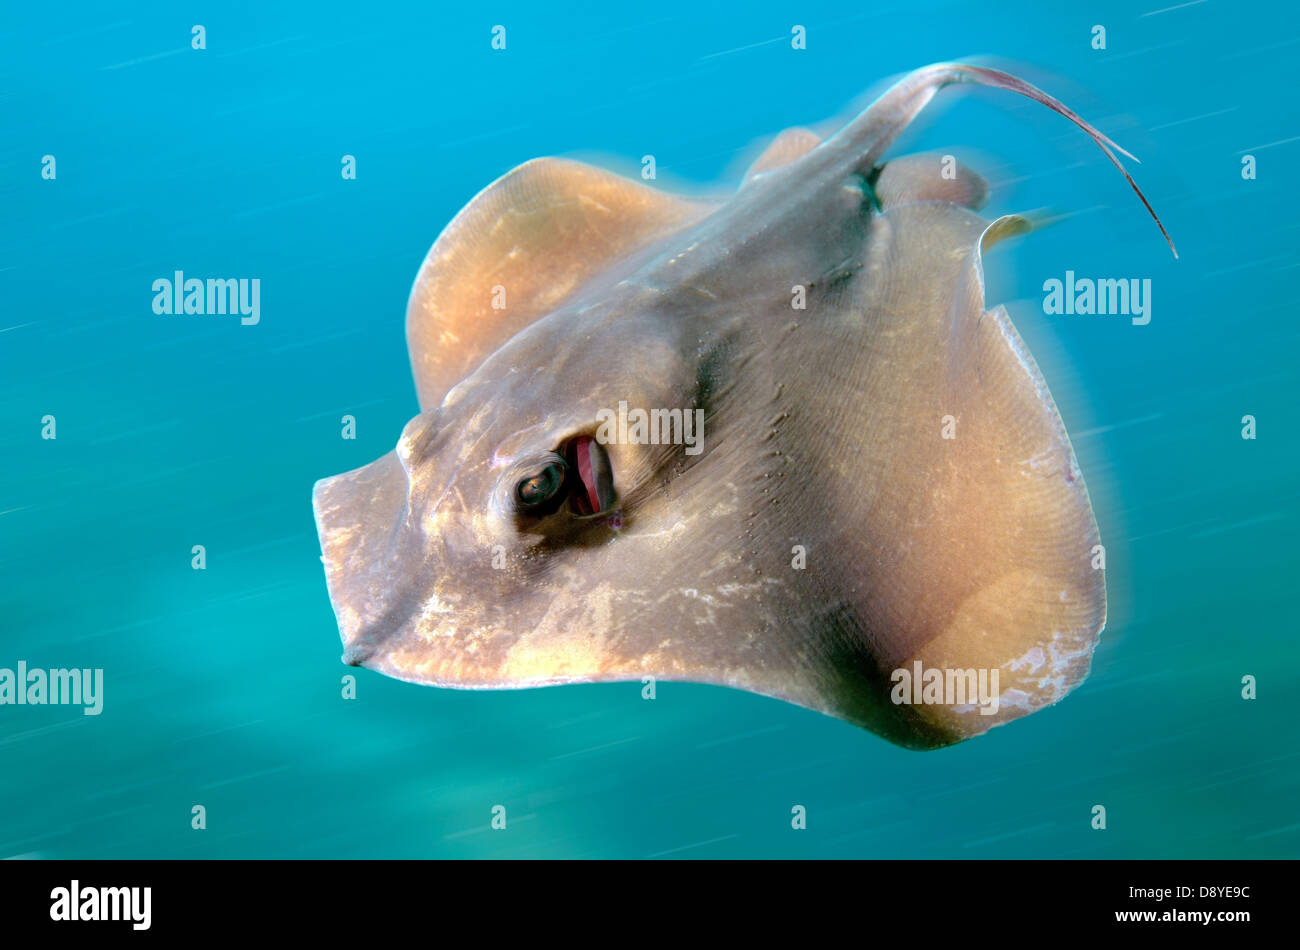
313,63,1172,749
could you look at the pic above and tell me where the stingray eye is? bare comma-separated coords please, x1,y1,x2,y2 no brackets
565,435,616,516
515,461,566,510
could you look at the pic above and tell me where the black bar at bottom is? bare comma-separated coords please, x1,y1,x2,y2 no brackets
0,858,1279,936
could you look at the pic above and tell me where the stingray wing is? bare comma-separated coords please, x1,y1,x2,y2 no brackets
406,157,715,410
771,201,1106,747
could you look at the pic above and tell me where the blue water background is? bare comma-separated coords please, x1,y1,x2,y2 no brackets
2,0,1297,857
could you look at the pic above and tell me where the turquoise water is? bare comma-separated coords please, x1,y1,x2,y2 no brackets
2,1,1297,858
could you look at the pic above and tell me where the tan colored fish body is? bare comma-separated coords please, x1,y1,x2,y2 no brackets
313,64,1173,748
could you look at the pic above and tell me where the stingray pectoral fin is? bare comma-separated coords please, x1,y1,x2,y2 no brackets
816,202,1105,746
936,208,1106,739
741,127,822,185
914,288,1106,740
406,157,716,410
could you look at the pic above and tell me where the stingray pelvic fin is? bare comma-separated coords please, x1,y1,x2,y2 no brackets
873,152,990,210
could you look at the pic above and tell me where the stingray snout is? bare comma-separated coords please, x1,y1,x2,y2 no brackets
313,450,416,663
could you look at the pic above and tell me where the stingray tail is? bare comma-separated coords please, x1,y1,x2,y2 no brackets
823,62,1178,258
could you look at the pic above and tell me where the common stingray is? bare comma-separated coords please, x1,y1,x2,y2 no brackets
312,63,1174,749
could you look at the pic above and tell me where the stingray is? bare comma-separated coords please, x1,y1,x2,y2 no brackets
312,63,1175,749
